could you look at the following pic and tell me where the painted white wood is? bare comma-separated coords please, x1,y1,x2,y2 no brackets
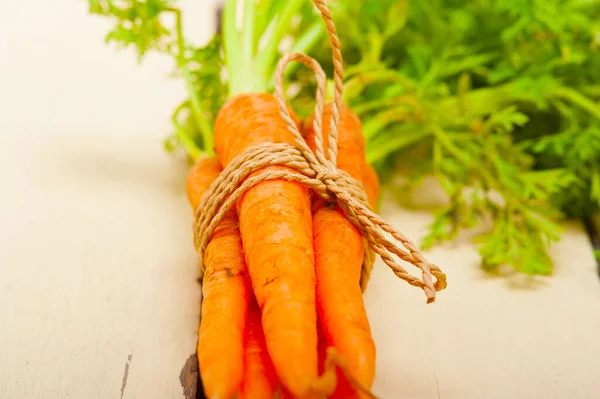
1,1,600,398
367,184,600,399
0,1,213,398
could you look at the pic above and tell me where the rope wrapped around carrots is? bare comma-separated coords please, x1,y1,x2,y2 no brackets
193,33,447,307
189,1,448,397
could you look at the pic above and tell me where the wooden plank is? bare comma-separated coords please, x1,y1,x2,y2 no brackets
367,183,600,398
0,132,201,398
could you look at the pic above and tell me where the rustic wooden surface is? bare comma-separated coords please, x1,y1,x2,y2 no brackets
2,1,600,398
369,184,600,399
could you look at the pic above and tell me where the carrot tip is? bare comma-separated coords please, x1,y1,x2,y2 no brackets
320,347,379,399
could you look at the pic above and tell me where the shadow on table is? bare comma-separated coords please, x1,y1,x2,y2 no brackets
46,136,191,200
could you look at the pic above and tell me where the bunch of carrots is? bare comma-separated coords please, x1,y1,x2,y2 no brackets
179,2,442,397
186,93,380,398
180,1,407,398
180,1,404,397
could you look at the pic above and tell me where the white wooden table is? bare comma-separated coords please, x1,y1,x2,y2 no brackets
2,1,600,398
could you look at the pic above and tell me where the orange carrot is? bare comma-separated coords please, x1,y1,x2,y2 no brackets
213,93,320,398
362,163,380,210
317,321,328,377
316,318,329,398
240,298,278,399
304,104,377,398
185,158,250,399
188,158,286,399
305,104,366,182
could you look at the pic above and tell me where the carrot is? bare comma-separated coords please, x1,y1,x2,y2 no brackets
185,158,250,399
305,104,366,183
314,206,374,398
362,163,380,211
315,317,331,399
317,321,328,377
213,93,320,398
304,103,377,398
240,299,278,399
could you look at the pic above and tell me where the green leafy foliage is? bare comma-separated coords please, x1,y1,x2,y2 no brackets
304,0,600,275
89,0,175,60
165,35,227,156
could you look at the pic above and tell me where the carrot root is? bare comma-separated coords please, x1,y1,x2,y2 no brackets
322,347,379,399
240,299,278,399
213,93,320,398
186,158,250,399
305,103,377,398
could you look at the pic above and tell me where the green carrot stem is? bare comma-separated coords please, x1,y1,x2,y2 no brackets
172,101,204,160
267,21,324,90
243,0,256,61
223,0,244,96
254,0,304,87
552,86,600,119
173,118,204,161
366,128,429,164
582,85,600,97
168,7,214,155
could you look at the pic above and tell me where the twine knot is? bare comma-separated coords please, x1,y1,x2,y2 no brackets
315,170,338,185
311,167,361,203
